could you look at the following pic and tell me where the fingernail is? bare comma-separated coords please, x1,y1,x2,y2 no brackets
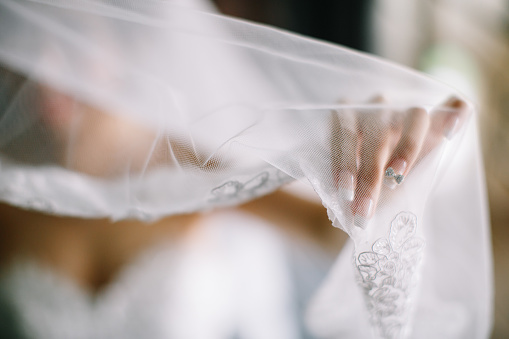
354,197,374,219
451,98,466,109
337,171,354,201
444,96,465,107
444,96,458,106
384,176,397,189
390,159,407,175
444,116,459,140
384,160,407,190
354,215,370,230
354,198,374,229
370,94,387,103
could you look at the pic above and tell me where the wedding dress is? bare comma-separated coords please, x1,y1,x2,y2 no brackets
0,210,331,339
0,0,492,338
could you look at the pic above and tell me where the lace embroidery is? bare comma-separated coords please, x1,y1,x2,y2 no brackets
355,212,425,339
209,169,293,204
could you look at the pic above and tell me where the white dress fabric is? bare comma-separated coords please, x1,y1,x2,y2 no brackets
0,211,330,339
0,0,492,338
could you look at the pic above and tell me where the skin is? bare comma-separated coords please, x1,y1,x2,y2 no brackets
0,74,468,295
0,191,344,295
346,96,468,220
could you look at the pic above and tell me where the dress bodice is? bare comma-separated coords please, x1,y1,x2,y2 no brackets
0,211,330,339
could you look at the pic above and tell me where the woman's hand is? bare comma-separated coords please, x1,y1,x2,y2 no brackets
330,96,469,228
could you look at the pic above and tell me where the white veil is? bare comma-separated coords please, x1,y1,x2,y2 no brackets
0,0,492,338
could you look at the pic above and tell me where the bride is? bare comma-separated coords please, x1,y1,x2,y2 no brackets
0,0,492,338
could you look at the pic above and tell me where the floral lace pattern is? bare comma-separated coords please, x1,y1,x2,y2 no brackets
209,168,293,204
355,212,425,339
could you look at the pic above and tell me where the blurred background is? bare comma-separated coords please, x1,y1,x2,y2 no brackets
213,0,509,337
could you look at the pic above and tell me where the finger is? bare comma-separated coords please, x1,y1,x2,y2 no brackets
331,105,358,201
352,96,393,228
384,106,430,188
419,96,470,161
436,97,469,141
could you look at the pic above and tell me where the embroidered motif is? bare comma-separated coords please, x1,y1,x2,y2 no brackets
355,212,425,339
209,169,293,204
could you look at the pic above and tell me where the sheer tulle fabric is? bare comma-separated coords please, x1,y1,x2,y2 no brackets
0,0,492,338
